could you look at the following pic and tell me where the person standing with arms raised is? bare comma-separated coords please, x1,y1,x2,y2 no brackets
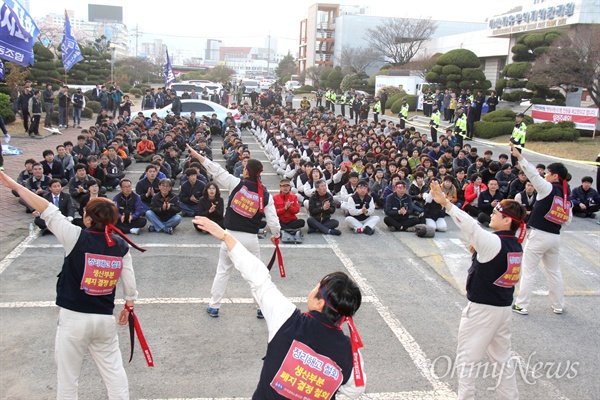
510,144,572,316
0,170,146,400
187,144,280,318
429,180,527,400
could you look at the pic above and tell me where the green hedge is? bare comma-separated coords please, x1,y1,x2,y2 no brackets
390,95,417,114
474,121,515,138
87,101,101,113
294,85,316,94
482,110,534,124
0,93,16,124
129,88,142,96
385,91,408,109
527,124,580,141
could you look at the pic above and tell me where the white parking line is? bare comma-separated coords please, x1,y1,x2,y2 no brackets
23,243,333,249
324,236,455,397
0,232,39,275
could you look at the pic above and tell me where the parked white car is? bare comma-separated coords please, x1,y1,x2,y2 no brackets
141,99,240,125
285,80,302,91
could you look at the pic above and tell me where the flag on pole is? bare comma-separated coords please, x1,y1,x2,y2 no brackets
163,49,175,89
61,9,83,72
0,60,5,80
0,0,38,67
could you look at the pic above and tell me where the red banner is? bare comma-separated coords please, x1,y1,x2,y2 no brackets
532,105,598,131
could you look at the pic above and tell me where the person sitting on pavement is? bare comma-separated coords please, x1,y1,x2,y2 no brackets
462,173,488,217
514,180,536,222
571,176,600,218
33,179,76,235
67,163,97,208
273,178,306,232
496,163,516,198
179,168,206,217
135,164,161,214
508,170,528,199
133,133,155,163
40,149,68,187
145,178,182,234
477,178,504,226
384,182,423,232
86,155,107,190
423,179,447,232
345,180,379,235
307,179,342,235
368,168,388,209
73,179,106,228
408,171,428,214
193,182,225,232
192,216,366,399
19,162,51,212
335,171,359,214
99,153,124,190
113,178,147,235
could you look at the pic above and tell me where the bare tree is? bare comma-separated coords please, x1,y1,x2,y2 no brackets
397,54,441,79
337,46,378,73
365,17,438,66
36,19,88,56
528,26,600,108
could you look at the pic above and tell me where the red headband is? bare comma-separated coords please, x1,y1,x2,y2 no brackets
86,211,146,252
495,203,526,244
319,284,365,387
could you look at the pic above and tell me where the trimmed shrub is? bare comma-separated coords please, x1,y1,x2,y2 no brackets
0,93,16,124
293,85,316,94
527,125,580,142
120,83,132,92
376,86,405,98
390,95,417,114
84,90,94,101
82,107,93,119
129,88,142,96
474,121,515,139
87,101,101,113
436,49,480,68
441,65,461,75
385,91,408,109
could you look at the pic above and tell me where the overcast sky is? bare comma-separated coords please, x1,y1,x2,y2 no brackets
27,0,525,56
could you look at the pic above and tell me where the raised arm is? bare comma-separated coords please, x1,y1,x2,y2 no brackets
187,144,240,192
193,217,295,341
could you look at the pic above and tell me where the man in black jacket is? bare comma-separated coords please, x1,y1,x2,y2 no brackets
384,182,422,231
41,149,68,186
145,178,181,234
34,179,76,234
477,179,504,225
113,178,147,234
17,86,33,132
170,92,182,116
307,179,341,235
135,164,160,213
179,168,206,216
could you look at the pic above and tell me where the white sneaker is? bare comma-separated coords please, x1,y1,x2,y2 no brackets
130,228,140,235
552,307,563,314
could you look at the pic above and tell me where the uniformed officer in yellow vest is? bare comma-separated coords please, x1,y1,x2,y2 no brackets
430,103,441,143
454,107,467,148
510,112,527,167
347,93,354,120
330,90,337,112
372,97,381,123
325,89,331,110
399,98,409,130
340,92,347,118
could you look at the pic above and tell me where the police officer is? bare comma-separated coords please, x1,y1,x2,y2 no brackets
372,97,381,124
454,107,467,148
330,90,337,113
340,91,347,118
510,113,527,167
429,180,526,400
399,98,409,130
429,103,441,143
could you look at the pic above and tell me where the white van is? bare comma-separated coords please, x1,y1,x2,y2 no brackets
243,79,259,94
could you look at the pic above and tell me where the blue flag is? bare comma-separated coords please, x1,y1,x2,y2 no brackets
0,59,4,80
163,50,175,88
61,10,83,73
0,0,38,67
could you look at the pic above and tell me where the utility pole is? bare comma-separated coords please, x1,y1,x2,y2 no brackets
132,24,141,57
